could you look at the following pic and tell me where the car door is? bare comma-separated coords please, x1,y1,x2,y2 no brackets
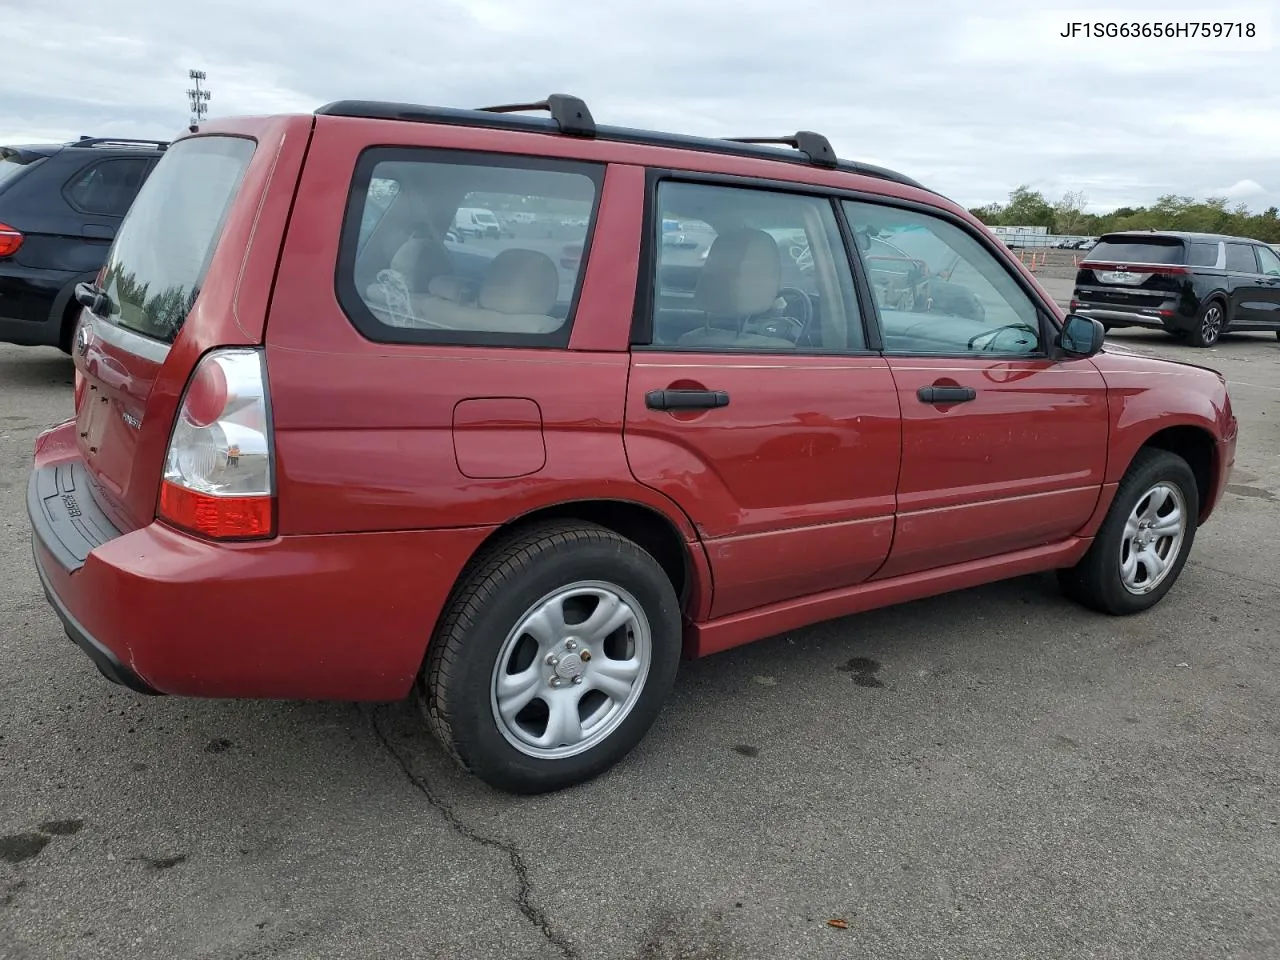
841,199,1109,580
624,177,902,620
1233,244,1280,328
1221,241,1268,327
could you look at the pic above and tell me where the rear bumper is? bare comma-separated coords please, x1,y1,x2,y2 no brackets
0,267,72,346
1074,305,1191,332
27,421,495,700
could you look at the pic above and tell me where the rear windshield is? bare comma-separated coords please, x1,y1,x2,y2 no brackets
1087,237,1185,265
99,136,254,342
0,150,42,191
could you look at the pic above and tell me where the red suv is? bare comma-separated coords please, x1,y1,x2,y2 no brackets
27,95,1238,793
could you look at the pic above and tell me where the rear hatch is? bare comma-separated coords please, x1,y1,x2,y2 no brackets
1074,234,1190,312
72,135,257,531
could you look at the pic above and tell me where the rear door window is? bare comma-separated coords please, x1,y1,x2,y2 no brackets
99,136,255,343
64,157,154,217
337,149,602,347
641,180,864,352
1088,237,1185,264
1225,242,1259,273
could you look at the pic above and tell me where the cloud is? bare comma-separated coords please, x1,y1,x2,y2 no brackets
1,0,1276,212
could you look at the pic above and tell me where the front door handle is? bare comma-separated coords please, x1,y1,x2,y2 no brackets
645,388,730,411
917,385,976,404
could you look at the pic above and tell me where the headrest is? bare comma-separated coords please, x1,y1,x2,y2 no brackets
479,249,559,316
694,228,781,317
427,275,475,304
389,237,454,292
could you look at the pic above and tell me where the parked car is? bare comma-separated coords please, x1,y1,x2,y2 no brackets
453,206,502,238
0,136,166,351
28,97,1237,795
1071,230,1280,347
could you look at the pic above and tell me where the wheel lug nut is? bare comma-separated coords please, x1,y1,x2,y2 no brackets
546,654,559,666
572,675,583,685
565,639,577,651
550,677,562,688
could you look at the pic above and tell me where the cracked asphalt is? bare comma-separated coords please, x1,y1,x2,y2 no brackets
2,311,1279,959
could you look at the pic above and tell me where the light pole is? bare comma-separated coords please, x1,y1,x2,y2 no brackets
187,69,211,131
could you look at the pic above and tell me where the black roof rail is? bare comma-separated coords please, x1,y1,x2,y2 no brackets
312,98,930,193
724,132,837,168
474,94,596,137
71,137,169,150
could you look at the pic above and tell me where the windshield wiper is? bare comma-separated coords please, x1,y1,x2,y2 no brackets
74,281,116,318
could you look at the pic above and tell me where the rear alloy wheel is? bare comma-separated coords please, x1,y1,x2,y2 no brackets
420,521,681,794
1187,301,1225,347
1058,449,1198,615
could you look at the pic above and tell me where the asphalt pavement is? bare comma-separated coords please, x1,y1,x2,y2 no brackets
1,315,1278,960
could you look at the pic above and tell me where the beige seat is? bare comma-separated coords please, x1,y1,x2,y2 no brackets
677,228,795,349
363,244,564,334
411,248,564,334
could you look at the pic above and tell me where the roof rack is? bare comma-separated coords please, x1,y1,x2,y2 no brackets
72,136,169,150
313,95,929,192
474,94,595,137
724,132,837,168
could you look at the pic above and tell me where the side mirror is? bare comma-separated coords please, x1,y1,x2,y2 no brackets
1058,314,1105,358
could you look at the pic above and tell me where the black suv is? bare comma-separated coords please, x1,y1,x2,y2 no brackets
1070,230,1280,347
0,137,166,352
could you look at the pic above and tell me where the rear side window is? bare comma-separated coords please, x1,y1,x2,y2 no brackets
64,157,153,217
99,136,254,343
1187,242,1220,267
337,148,602,347
1088,237,1184,264
1225,242,1259,273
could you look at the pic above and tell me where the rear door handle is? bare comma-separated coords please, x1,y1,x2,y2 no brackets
917,385,976,404
645,388,730,411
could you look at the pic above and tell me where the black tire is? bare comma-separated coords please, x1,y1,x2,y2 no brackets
420,521,682,794
1187,299,1226,347
1058,449,1199,615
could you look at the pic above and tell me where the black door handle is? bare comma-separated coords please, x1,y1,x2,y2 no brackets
645,388,730,411
917,385,976,404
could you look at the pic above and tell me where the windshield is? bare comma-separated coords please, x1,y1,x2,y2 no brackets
99,136,254,343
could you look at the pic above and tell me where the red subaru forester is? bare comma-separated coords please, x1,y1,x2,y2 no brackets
28,95,1237,793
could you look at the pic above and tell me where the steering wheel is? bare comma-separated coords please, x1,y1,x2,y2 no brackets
743,286,814,344
967,322,1039,352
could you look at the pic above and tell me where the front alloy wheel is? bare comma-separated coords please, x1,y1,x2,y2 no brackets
1058,448,1199,614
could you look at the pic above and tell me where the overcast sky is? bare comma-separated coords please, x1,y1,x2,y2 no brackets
1,0,1275,213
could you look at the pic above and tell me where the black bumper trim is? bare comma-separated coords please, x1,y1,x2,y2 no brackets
31,542,162,695
26,460,122,573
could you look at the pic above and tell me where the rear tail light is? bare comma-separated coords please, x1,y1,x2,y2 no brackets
158,348,275,540
0,221,23,258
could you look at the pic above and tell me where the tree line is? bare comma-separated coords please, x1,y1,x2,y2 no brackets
969,185,1280,243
